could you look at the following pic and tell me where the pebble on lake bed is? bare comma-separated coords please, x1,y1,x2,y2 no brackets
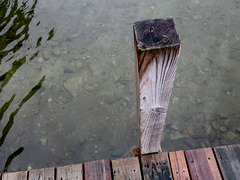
110,148,124,157
186,126,194,135
43,49,51,60
34,110,39,115
171,96,179,105
82,55,87,61
40,138,48,147
225,131,237,140
78,138,86,145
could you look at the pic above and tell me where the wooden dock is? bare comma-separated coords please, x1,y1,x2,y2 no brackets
1,144,239,180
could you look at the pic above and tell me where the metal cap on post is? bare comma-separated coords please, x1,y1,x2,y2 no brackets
133,17,181,154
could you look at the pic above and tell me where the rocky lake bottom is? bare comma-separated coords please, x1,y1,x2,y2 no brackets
0,0,239,172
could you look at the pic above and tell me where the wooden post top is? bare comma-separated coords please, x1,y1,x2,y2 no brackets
133,17,181,50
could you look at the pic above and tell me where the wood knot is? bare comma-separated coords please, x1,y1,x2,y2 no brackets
151,107,167,114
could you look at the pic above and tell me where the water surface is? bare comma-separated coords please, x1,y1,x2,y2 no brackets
0,0,239,172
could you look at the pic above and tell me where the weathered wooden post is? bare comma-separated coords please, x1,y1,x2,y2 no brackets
133,17,181,154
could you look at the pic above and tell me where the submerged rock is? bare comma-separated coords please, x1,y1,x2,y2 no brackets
64,76,84,98
64,64,78,73
43,49,51,60
64,69,91,98
219,126,227,132
110,148,124,157
208,134,216,143
212,121,220,130
52,156,62,165
40,138,48,147
170,131,184,140
112,68,123,82
89,63,102,76
78,138,86,145
236,127,240,133
225,131,237,140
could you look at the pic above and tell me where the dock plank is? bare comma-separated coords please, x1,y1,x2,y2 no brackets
112,157,141,180
84,159,112,180
214,144,240,180
169,151,190,180
185,147,222,180
56,164,83,180
28,167,55,180
141,152,172,180
2,171,28,180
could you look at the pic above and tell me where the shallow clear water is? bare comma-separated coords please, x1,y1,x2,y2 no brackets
0,0,239,172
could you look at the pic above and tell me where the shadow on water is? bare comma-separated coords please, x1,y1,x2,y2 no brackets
0,0,55,172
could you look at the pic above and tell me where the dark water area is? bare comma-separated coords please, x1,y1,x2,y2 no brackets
0,0,240,172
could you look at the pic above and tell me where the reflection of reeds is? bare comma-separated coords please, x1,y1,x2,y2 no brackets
0,0,54,172
0,57,26,93
0,94,15,123
3,147,24,172
0,0,38,64
0,76,45,147
0,76,45,172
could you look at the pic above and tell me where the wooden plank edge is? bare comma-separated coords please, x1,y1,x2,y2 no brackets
141,152,173,179
28,167,56,180
212,145,231,180
1,170,29,180
137,156,144,180
184,147,223,180
183,150,193,179
83,159,112,180
168,151,191,180
138,155,144,180
166,152,174,180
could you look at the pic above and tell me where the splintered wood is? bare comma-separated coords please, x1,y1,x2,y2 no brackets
134,18,181,154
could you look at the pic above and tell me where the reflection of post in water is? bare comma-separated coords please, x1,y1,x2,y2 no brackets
0,0,55,172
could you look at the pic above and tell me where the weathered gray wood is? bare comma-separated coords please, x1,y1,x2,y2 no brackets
134,17,181,154
56,164,83,180
141,152,172,180
112,157,141,180
84,159,112,180
185,148,222,180
28,167,55,180
214,144,240,180
2,171,28,180
169,151,190,180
